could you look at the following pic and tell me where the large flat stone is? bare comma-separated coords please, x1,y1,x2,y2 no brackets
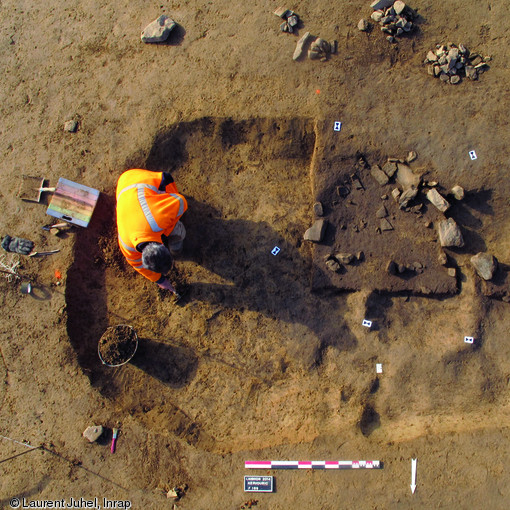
304,219,327,242
437,218,464,247
370,0,394,10
396,163,421,190
293,32,313,61
426,188,450,212
470,252,497,280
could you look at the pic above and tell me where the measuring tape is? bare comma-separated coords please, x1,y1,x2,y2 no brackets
245,460,381,470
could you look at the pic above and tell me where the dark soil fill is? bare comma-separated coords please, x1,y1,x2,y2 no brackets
98,325,138,366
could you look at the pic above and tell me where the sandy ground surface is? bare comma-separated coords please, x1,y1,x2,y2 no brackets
1,0,510,509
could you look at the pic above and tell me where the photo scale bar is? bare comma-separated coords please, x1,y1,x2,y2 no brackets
245,460,381,470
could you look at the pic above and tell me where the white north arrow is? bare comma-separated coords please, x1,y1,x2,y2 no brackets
411,458,417,494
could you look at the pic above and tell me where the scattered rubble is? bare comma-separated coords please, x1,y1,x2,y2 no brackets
83,425,103,443
274,7,300,33
141,15,176,43
424,43,491,84
368,0,416,43
471,252,498,280
437,218,464,247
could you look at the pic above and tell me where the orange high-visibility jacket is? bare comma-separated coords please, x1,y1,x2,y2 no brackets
116,169,187,282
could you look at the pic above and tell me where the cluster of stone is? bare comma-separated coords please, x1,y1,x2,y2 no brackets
325,251,364,273
424,43,490,84
274,7,300,33
293,32,337,61
361,0,415,43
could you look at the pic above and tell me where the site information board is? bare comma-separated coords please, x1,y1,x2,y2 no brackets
244,476,274,492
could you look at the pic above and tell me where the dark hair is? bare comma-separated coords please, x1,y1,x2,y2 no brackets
141,243,173,274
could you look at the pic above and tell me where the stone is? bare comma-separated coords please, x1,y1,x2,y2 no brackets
371,10,384,22
465,66,478,80
141,15,177,43
427,51,438,62
437,218,464,247
427,65,435,76
288,15,299,27
166,489,179,499
439,73,450,83
438,251,448,265
313,202,324,216
371,165,389,186
393,0,406,15
448,48,459,60
335,253,355,264
391,188,401,202
426,188,450,212
64,120,78,132
308,49,321,60
293,32,312,61
304,219,327,242
450,75,461,84
387,36,396,43
387,260,397,275
326,258,341,272
396,163,421,190
398,263,406,273
450,185,464,200
358,19,370,32
398,186,418,208
380,218,393,231
382,161,398,178
274,7,290,18
280,22,289,32
356,251,364,261
376,205,388,218
381,194,388,200
448,267,457,277
434,66,442,77
370,0,394,10
406,151,417,163
470,252,497,280
83,425,103,443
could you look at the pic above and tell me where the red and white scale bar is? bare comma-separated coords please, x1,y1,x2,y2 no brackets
245,460,381,470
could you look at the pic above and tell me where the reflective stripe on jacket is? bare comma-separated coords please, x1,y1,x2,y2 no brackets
116,169,187,282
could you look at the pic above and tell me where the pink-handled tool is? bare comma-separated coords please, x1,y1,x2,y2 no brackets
111,428,119,453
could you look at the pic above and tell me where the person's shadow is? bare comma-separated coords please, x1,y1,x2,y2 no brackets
177,198,358,366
